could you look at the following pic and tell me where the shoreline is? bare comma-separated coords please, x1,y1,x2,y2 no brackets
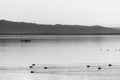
1,33,120,35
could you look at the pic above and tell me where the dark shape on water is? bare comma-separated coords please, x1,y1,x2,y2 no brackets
108,64,112,67
32,64,35,66
21,39,31,42
100,49,102,51
87,65,90,68
98,67,101,70
30,71,34,73
44,67,47,69
30,66,33,68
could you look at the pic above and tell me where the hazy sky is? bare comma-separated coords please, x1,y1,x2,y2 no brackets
0,0,120,27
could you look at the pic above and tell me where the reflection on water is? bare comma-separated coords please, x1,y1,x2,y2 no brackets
0,35,120,66
1,68,120,80
0,35,120,80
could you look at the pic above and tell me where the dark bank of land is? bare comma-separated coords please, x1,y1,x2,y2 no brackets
0,20,120,35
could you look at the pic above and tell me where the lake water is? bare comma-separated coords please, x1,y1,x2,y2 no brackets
0,35,120,80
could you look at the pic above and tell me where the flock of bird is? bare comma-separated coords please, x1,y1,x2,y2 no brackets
29,64,120,74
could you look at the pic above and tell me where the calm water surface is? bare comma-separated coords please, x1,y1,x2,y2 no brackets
0,35,120,80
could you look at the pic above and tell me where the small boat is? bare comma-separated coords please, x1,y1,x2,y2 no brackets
21,39,31,42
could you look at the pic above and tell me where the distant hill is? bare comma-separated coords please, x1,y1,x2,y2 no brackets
112,27,120,30
0,20,120,35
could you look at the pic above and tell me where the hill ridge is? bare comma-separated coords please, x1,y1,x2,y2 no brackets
0,20,120,35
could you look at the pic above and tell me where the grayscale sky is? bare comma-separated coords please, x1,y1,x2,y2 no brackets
0,0,120,27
